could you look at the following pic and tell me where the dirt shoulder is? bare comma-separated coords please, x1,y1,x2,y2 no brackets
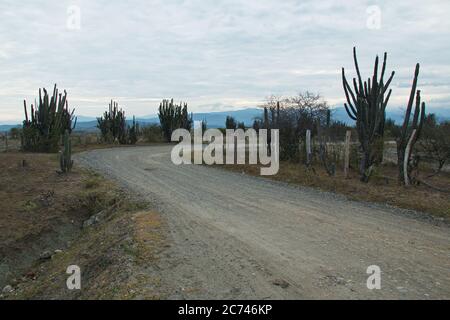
0,152,166,299
218,161,450,219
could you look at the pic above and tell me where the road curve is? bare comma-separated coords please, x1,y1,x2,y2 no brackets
76,145,450,299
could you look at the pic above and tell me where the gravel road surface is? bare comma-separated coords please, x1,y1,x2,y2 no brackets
76,146,450,299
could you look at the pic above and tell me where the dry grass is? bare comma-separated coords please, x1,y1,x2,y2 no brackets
218,161,450,218
9,208,165,300
0,151,165,300
0,137,20,152
0,153,90,249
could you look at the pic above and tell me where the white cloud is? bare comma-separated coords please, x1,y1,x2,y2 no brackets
0,0,450,122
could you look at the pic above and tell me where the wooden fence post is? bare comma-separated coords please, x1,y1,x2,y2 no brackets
306,130,312,166
344,130,351,178
4,132,8,152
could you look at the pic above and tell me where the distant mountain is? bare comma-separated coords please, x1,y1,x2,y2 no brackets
331,106,450,125
0,124,21,132
2,106,449,132
44,108,261,132
193,108,262,128
73,120,98,132
75,115,97,122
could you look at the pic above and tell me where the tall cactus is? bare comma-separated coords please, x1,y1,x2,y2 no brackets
397,64,426,185
60,130,73,173
158,99,193,142
127,116,139,145
97,100,128,144
342,47,395,182
180,103,193,132
22,84,77,152
225,116,237,130
263,107,272,154
159,99,176,142
325,109,331,128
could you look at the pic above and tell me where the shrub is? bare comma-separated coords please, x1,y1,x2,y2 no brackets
141,124,164,143
419,116,450,175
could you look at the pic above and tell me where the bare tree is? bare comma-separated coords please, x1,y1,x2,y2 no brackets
419,116,450,176
261,92,329,161
287,91,329,138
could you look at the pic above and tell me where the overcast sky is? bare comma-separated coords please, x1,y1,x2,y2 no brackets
0,0,449,122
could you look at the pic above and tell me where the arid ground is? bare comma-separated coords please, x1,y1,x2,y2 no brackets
72,145,450,299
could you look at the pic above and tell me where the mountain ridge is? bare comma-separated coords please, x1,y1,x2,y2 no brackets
1,106,449,132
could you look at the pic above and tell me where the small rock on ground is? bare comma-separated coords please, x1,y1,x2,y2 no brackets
2,285,14,294
272,279,290,289
39,251,52,260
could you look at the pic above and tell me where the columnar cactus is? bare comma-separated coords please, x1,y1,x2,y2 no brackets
397,63,426,185
60,130,73,173
22,84,77,152
158,99,193,142
97,100,128,144
127,116,139,145
342,47,395,182
225,116,237,130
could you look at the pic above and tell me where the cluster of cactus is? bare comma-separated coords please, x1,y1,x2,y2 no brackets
397,64,426,185
158,99,193,142
97,100,126,143
97,100,139,145
342,47,395,182
127,116,139,145
22,84,77,152
225,116,237,129
60,130,73,173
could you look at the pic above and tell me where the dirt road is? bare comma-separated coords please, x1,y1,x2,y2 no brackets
76,146,450,299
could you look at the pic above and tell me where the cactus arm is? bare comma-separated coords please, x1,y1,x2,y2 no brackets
372,55,379,93
383,89,392,109
382,71,395,95
23,100,29,123
411,90,421,130
353,47,364,92
72,116,78,131
379,52,387,85
344,104,357,121
342,68,357,118
416,102,426,141
401,63,420,143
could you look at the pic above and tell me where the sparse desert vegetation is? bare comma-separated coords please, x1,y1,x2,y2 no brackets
0,152,165,299
0,38,449,300
217,159,450,218
0,64,448,221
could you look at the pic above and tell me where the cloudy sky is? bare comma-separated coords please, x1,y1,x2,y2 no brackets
0,0,449,122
